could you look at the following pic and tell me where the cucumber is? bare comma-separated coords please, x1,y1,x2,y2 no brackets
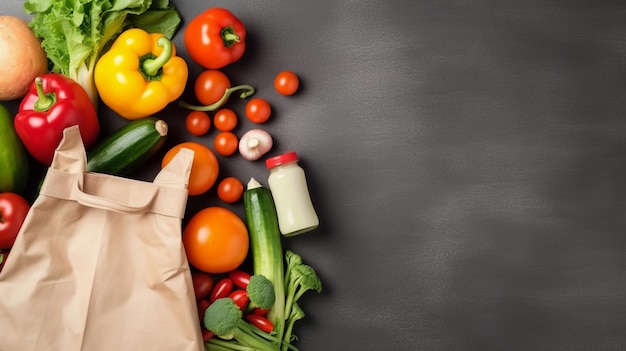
243,178,285,336
86,117,168,175
0,103,28,193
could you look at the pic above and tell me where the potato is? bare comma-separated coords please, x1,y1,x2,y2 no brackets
0,16,48,101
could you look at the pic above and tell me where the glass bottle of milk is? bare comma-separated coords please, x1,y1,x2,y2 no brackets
266,152,319,236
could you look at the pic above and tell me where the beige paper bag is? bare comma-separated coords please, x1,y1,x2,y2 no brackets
0,126,203,351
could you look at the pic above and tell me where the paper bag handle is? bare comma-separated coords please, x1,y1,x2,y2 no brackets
72,182,158,214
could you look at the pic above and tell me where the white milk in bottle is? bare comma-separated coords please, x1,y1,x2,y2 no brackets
266,152,319,236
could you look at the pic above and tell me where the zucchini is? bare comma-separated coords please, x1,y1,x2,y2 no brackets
0,103,28,193
243,178,285,337
86,117,168,175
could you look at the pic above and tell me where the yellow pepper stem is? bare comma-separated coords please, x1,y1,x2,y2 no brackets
143,36,173,78
178,84,256,112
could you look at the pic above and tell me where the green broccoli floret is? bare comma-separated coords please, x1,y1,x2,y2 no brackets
203,298,281,351
246,274,276,311
283,250,302,289
281,251,322,351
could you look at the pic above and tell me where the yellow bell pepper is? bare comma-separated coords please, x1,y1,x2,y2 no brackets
94,28,188,120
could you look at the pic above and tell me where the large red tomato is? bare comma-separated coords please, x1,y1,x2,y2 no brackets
0,192,30,249
183,207,249,274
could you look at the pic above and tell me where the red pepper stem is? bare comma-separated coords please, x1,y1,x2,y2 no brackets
33,77,57,112
178,84,256,112
221,26,241,48
143,36,173,77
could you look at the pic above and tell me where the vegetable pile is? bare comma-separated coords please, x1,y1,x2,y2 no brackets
0,2,323,350
24,0,182,107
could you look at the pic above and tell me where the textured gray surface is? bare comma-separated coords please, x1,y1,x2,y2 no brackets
3,1,626,350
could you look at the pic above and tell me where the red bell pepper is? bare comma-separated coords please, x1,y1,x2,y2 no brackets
14,73,100,165
184,7,246,69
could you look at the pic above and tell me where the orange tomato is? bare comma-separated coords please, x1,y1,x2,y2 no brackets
217,177,244,203
186,111,211,136
161,142,219,196
274,70,300,96
213,108,238,131
214,131,239,156
245,98,271,124
194,69,231,106
183,207,249,273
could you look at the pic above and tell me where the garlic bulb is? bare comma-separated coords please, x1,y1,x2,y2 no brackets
238,129,273,161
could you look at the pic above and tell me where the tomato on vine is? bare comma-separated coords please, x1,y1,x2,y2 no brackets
214,131,239,156
245,98,271,124
195,70,231,106
214,108,238,131
179,71,255,113
186,111,211,136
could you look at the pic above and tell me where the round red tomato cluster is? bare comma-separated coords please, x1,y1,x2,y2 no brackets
192,269,274,341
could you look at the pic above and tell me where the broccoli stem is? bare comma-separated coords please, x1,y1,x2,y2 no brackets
237,319,300,351
206,338,258,351
233,320,281,351
283,275,304,325
281,303,305,351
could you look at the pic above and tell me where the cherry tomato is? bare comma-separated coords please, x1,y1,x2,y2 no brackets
228,269,251,289
201,328,215,342
183,207,249,274
244,314,274,333
245,98,272,124
228,289,250,311
197,299,216,340
209,278,234,303
0,192,30,249
274,71,300,96
214,108,238,131
251,307,270,316
186,111,211,136
195,70,231,106
213,131,239,156
217,177,244,204
197,299,211,322
192,272,214,300
161,142,219,196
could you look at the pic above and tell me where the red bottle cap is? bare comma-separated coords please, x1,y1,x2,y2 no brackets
266,151,299,169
